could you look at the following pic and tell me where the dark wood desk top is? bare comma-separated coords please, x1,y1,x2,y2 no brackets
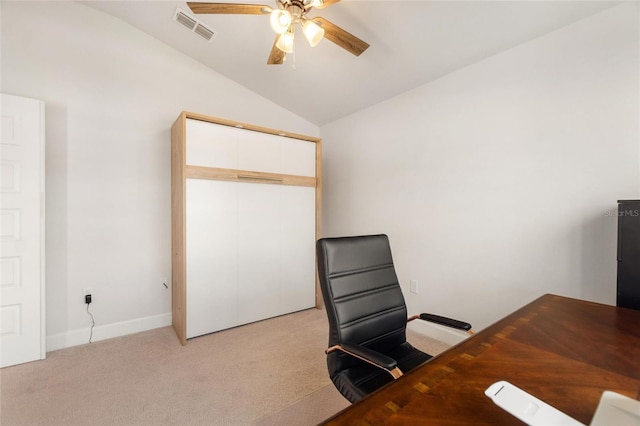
322,294,640,425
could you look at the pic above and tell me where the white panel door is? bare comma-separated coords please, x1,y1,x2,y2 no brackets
237,182,282,324
186,180,316,337
0,94,45,367
186,179,238,338
185,118,316,176
279,138,316,177
237,184,316,323
185,119,240,169
278,185,316,313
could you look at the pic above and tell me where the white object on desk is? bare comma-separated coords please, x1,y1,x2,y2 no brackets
485,381,585,426
590,391,640,426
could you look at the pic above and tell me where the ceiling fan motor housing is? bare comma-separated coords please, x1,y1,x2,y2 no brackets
280,0,307,20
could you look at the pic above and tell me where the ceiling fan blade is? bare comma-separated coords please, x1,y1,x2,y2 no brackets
315,0,341,9
314,17,369,57
267,36,285,65
187,2,271,15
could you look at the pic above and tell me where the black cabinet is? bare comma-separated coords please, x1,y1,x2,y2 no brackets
617,200,640,310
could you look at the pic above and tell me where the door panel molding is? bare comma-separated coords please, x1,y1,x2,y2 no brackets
0,93,46,367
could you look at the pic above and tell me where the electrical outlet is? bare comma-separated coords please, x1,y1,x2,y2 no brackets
82,288,93,302
410,280,418,294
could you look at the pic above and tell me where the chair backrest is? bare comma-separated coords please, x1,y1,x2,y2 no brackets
316,235,408,374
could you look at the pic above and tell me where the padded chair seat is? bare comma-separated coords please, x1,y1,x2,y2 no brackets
332,342,433,403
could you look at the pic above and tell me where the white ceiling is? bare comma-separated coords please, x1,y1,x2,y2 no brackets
84,0,620,126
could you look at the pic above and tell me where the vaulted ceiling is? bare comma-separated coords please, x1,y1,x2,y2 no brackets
84,1,620,126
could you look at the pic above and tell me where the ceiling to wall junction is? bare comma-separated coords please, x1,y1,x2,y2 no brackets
85,0,621,126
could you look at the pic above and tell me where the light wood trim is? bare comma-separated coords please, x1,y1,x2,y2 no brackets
315,139,323,309
187,2,269,15
389,367,403,379
183,111,321,143
185,166,316,187
171,112,187,346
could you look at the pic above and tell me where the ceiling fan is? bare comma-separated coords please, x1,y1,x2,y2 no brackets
186,1,370,64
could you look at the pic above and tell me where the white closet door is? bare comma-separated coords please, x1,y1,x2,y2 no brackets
237,183,316,323
279,185,316,313
237,132,282,174
237,182,282,324
186,179,238,338
186,118,316,177
280,138,316,177
187,180,316,336
186,120,239,169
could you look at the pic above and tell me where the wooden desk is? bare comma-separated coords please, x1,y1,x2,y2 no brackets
322,294,640,425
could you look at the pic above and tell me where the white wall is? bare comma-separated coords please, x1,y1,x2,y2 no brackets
320,2,639,336
1,1,318,350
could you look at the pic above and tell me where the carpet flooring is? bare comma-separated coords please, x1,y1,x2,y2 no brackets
0,308,450,425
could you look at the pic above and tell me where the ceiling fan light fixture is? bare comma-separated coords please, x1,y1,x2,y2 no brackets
270,9,292,34
303,19,324,47
276,31,294,53
311,0,324,7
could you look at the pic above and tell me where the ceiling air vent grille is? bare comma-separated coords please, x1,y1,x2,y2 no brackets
173,8,217,42
194,24,216,41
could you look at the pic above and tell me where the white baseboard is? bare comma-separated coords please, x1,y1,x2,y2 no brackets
46,312,172,352
407,318,472,346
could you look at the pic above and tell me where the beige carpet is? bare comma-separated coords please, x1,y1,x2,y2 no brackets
254,383,349,426
0,308,450,426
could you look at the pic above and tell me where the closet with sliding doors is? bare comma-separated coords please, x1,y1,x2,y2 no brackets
171,112,322,345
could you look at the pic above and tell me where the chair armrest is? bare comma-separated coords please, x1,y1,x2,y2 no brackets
326,343,403,379
408,313,473,334
341,343,397,370
420,313,472,331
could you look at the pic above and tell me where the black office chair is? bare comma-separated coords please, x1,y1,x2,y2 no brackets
316,234,473,403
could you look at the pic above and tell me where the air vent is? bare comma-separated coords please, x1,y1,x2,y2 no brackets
194,24,215,41
173,8,217,42
174,9,197,30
